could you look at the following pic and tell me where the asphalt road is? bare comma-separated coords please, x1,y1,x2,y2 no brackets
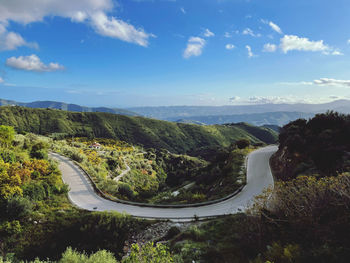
50,145,278,220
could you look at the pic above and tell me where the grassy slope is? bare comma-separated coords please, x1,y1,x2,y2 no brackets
0,106,277,153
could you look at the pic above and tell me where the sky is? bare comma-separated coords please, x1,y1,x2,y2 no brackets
0,0,350,107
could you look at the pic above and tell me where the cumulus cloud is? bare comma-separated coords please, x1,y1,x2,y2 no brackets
91,12,153,47
0,0,153,47
0,24,38,51
225,44,235,50
280,35,330,54
6,54,64,72
313,78,350,87
183,37,206,58
246,45,254,58
203,28,215,38
263,43,277,52
242,28,261,37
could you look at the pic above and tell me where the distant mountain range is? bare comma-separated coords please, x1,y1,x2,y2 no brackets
129,100,350,126
128,100,350,119
1,98,349,126
173,112,315,126
0,99,139,116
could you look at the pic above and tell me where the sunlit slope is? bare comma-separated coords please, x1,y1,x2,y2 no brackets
0,106,277,153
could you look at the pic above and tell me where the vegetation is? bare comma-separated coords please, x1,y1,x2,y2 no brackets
164,112,350,263
51,137,249,204
0,106,277,154
0,127,148,262
0,242,176,263
3,111,348,262
0,98,139,117
167,173,350,263
271,111,350,180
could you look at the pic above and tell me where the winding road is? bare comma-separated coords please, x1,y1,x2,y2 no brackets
50,145,277,220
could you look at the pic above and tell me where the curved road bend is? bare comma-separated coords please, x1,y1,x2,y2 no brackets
49,145,278,220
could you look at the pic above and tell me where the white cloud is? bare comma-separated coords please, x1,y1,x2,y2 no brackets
6,54,64,72
91,12,153,47
0,24,38,51
0,0,153,47
229,95,335,105
0,77,4,83
246,45,254,58
313,78,350,87
261,19,282,34
331,50,344,56
268,21,282,34
229,96,240,102
263,43,277,52
203,28,215,38
180,7,186,14
242,28,261,37
225,44,235,50
277,81,313,86
277,78,350,88
183,37,206,58
280,35,330,54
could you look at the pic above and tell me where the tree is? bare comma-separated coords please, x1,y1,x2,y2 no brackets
0,126,15,148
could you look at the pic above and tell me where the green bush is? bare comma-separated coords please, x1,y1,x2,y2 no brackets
30,149,48,160
5,197,32,220
117,183,135,199
122,242,174,263
236,139,250,149
59,247,117,263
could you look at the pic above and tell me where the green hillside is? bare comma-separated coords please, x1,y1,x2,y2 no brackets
0,106,277,153
0,98,138,116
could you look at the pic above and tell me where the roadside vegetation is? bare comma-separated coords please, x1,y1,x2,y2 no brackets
162,112,350,262
0,126,150,262
51,137,251,204
3,112,348,262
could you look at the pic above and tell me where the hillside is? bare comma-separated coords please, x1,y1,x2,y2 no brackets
271,111,350,180
0,98,138,117
0,106,278,153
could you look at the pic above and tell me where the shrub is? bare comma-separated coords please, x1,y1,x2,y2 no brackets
30,149,48,160
236,139,250,149
5,197,32,220
122,242,174,263
117,182,135,199
164,226,181,240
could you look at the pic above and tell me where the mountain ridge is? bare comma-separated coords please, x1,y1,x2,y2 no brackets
0,106,278,154
0,98,139,116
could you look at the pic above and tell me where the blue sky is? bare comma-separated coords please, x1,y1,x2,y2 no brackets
0,0,349,107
